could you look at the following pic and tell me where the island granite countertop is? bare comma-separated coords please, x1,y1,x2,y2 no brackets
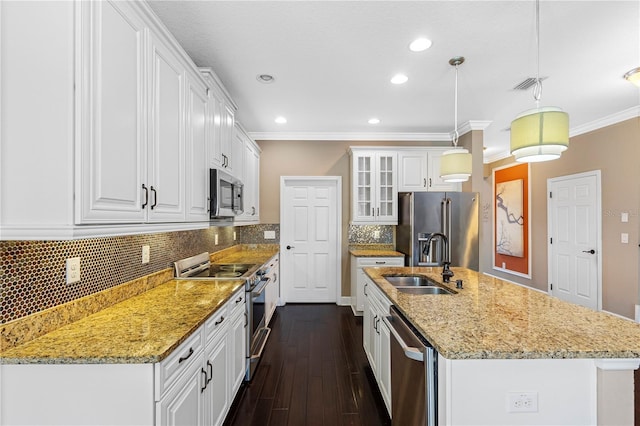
365,266,640,360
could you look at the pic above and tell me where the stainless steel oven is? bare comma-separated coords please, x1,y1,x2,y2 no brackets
173,252,271,382
384,305,437,426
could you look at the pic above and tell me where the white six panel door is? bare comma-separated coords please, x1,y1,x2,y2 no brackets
281,178,339,303
549,172,600,310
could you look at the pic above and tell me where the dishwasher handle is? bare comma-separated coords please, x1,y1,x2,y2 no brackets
383,316,424,362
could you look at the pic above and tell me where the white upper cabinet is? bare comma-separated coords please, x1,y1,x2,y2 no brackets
185,73,210,222
397,148,461,193
77,0,149,223
234,124,261,224
349,148,397,225
0,1,243,239
202,70,238,177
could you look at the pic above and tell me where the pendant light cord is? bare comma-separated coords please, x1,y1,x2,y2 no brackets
533,0,542,106
452,63,459,147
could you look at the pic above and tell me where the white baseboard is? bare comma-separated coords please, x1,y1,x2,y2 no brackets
337,296,351,307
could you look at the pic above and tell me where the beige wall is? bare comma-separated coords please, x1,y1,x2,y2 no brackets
257,140,450,296
482,117,640,318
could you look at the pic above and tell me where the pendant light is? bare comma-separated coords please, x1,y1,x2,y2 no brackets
510,0,569,162
440,56,472,183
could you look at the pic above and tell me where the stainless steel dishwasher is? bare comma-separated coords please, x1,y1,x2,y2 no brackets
385,305,437,426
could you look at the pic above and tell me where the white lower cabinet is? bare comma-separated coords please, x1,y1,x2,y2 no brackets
362,276,392,416
0,288,245,426
351,255,404,315
264,254,280,325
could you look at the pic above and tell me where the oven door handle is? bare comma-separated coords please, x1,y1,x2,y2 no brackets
383,316,424,362
252,277,271,296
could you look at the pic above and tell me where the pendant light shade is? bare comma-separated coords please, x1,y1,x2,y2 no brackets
440,56,472,183
440,148,472,182
510,106,569,162
509,0,569,163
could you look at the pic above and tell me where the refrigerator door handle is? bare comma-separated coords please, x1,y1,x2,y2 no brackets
445,198,452,262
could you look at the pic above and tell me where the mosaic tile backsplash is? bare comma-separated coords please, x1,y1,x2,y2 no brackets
348,225,394,244
1,226,243,324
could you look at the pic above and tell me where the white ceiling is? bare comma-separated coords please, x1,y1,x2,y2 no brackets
148,0,640,162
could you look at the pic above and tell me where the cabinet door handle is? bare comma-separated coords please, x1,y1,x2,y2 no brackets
371,207,374,217
424,178,427,188
142,184,149,209
376,317,381,335
201,368,208,393
252,206,256,216
244,312,248,328
150,186,157,210
364,283,368,296
206,360,213,385
377,207,379,217
214,316,225,326
373,314,378,331
429,178,432,187
178,347,194,363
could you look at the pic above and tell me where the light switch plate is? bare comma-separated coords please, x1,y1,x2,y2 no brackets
621,212,629,223
621,233,629,244
215,234,219,245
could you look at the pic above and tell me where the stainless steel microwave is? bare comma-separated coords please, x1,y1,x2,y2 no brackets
210,168,243,219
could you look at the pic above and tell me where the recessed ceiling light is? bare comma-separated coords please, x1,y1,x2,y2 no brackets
409,38,432,52
275,116,287,124
391,74,408,85
368,118,381,125
256,74,275,84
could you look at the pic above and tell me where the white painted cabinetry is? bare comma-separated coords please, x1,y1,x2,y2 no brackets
0,1,240,239
1,288,246,426
397,148,461,192
362,275,392,415
264,254,280,325
234,124,261,224
350,255,403,315
349,148,398,225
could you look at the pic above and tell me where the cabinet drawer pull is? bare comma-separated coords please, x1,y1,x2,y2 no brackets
235,296,243,304
206,360,213,385
214,316,225,326
150,186,157,210
375,261,386,264
178,347,194,364
142,184,149,209
201,368,208,393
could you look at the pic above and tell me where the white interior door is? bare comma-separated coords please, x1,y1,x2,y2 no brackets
280,177,341,303
548,171,601,310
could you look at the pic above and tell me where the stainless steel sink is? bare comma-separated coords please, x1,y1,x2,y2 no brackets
383,274,457,295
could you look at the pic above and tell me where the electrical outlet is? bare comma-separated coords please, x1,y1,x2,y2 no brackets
66,257,81,284
502,262,506,269
233,231,237,241
215,234,219,245
621,212,629,223
373,230,380,239
264,230,276,240
142,245,150,264
507,392,538,413
621,233,629,244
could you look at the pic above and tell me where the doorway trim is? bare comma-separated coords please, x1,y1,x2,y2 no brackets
547,170,602,311
279,176,342,305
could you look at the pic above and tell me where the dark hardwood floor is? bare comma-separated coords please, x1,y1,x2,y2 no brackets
224,304,391,426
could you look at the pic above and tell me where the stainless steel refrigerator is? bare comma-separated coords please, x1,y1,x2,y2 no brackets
397,192,479,270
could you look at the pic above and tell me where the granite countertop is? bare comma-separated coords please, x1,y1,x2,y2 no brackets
0,279,245,364
211,245,278,265
365,266,640,360
349,249,404,257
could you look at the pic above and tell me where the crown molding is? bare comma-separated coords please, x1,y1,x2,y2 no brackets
570,106,640,137
483,150,512,164
457,120,493,136
248,132,451,142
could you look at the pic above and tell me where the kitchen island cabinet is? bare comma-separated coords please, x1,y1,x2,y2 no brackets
0,280,245,426
362,267,640,425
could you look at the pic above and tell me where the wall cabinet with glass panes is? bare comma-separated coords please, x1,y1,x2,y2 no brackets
349,148,398,225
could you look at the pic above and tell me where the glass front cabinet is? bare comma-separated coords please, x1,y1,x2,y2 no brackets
349,148,398,225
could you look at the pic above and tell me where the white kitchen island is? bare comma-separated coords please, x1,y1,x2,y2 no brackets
364,266,640,425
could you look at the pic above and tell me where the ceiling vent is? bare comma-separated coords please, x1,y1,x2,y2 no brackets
512,77,547,91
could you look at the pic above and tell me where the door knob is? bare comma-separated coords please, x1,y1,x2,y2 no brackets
582,249,595,254
286,245,295,250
